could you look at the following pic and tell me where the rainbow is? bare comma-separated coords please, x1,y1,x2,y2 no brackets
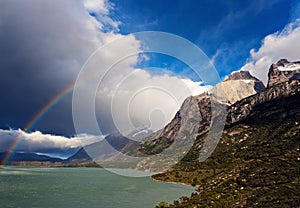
1,83,75,166
0,46,127,166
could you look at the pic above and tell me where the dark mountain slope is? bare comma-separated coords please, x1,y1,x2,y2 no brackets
65,147,92,163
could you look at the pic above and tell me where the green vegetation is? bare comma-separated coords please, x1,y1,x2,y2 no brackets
139,136,174,155
63,162,101,168
153,114,300,207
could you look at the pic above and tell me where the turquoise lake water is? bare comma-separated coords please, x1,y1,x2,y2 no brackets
0,167,194,208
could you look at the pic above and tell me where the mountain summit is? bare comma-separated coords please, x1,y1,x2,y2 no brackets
213,70,265,105
225,70,260,81
268,59,300,87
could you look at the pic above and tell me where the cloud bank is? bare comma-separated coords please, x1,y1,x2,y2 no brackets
0,129,102,157
95,69,211,135
240,19,300,85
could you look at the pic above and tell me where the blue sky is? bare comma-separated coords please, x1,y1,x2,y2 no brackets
111,0,297,78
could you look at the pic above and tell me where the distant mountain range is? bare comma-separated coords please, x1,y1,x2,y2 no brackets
0,152,62,164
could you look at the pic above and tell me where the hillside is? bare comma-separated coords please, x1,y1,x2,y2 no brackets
153,61,300,207
154,81,300,207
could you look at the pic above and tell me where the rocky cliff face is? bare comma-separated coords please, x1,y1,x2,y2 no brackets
227,79,300,125
153,62,298,147
267,59,300,87
143,70,264,148
225,70,260,81
212,71,265,105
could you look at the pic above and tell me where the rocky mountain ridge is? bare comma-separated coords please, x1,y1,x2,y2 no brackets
151,59,299,149
226,78,300,125
154,86,300,207
225,70,260,81
153,59,300,207
268,59,300,87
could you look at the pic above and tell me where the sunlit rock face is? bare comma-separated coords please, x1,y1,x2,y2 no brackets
212,71,265,105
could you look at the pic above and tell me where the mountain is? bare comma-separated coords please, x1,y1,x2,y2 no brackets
65,129,152,165
213,70,265,105
131,70,266,168
267,59,300,87
69,67,294,172
66,70,267,170
11,59,297,173
0,152,62,165
65,147,92,163
153,60,300,207
65,132,130,164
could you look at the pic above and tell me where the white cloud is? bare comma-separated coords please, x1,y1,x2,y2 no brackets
240,19,300,85
83,0,120,32
181,78,212,96
0,129,103,154
95,69,211,134
70,3,211,135
83,0,109,14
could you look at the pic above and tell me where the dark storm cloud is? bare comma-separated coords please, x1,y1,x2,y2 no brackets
0,0,102,135
0,0,213,138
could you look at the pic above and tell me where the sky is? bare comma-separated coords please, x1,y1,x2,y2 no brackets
0,0,300,157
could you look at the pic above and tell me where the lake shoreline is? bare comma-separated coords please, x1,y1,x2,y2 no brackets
151,176,195,188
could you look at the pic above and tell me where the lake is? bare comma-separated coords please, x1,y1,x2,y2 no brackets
0,167,194,208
